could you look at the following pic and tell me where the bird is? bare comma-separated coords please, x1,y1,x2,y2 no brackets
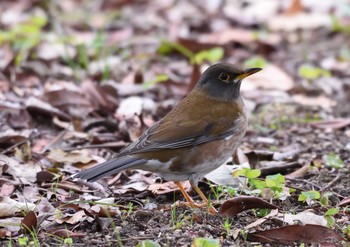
74,63,261,214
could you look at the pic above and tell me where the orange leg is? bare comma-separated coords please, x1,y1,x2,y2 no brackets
174,181,217,214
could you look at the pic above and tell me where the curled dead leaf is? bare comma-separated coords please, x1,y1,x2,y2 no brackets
49,229,86,238
0,197,35,217
21,211,37,233
338,197,350,207
247,224,343,245
219,196,278,217
309,118,350,130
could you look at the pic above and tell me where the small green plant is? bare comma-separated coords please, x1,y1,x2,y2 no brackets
222,218,232,236
143,74,169,88
325,153,344,168
298,190,320,204
210,184,237,200
244,56,267,68
136,240,161,247
331,15,350,35
298,64,331,80
0,15,47,65
324,207,339,227
233,168,288,199
170,203,177,228
18,236,29,246
256,208,270,217
344,224,350,239
157,40,224,65
191,238,220,247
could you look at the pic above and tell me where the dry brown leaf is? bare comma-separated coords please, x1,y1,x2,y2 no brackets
285,163,311,179
338,197,350,207
309,119,350,130
21,211,37,233
247,224,343,245
243,64,294,91
283,0,303,15
219,196,278,217
268,13,331,32
148,181,191,195
55,209,87,225
292,94,336,109
245,209,279,230
0,197,35,217
0,155,41,184
26,97,71,121
42,89,93,119
0,184,15,197
49,229,86,238
46,149,99,167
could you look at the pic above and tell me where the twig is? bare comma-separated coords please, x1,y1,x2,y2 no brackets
321,174,341,193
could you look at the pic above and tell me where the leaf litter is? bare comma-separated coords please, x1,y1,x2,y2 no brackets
0,0,349,246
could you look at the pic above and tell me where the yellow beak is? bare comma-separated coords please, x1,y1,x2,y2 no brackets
237,68,262,80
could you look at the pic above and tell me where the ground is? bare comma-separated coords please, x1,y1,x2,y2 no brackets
0,0,349,246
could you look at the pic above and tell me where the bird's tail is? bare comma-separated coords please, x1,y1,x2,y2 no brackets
73,156,146,181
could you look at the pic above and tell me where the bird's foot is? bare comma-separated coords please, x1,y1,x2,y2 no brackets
176,201,218,215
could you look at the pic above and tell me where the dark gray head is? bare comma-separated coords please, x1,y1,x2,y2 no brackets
197,63,262,101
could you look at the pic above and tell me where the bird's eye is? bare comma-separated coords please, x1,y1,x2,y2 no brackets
219,73,230,82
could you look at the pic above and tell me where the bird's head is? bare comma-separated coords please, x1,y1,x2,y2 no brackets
197,63,262,101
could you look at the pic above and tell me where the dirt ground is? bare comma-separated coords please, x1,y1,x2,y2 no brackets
0,0,350,246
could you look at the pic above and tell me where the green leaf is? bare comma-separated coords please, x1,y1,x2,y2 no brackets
325,207,339,216
244,56,267,68
265,174,285,188
245,169,261,179
18,236,28,246
298,65,331,80
325,153,344,168
136,240,161,247
232,168,260,179
157,40,194,60
248,178,266,190
191,238,220,247
232,169,247,177
143,74,169,88
194,47,224,64
325,215,336,227
298,190,320,202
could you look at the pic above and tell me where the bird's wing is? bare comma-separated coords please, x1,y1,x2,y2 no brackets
118,114,243,156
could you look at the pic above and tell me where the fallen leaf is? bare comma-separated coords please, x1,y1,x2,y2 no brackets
268,13,331,32
309,118,350,130
245,209,279,229
219,196,278,217
0,197,35,217
46,149,98,166
275,210,327,226
55,209,86,225
26,97,71,121
0,155,41,184
243,64,294,91
247,224,343,244
21,211,37,233
285,163,311,179
292,94,336,109
49,229,86,238
148,181,191,195
204,164,247,186
338,197,350,207
0,184,15,197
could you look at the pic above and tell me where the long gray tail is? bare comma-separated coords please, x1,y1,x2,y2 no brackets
73,156,146,181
